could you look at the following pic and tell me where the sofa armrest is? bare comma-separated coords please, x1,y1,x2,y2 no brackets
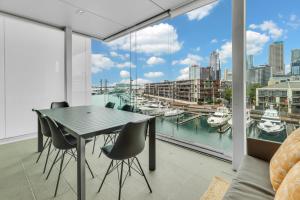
247,137,281,162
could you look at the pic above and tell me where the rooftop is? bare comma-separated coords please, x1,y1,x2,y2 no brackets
260,81,300,89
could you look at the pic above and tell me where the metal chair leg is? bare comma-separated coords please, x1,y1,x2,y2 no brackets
46,150,60,180
92,136,97,154
118,161,124,200
98,136,109,158
135,157,152,193
43,140,52,174
98,160,113,193
54,151,65,197
36,137,49,163
128,159,131,176
85,160,95,178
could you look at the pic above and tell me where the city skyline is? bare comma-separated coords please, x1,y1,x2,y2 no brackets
91,0,300,86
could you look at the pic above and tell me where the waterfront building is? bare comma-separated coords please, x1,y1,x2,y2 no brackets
144,79,220,104
269,41,285,76
189,64,200,80
247,65,271,86
200,67,212,80
256,81,300,113
210,51,221,80
246,55,254,69
291,49,300,76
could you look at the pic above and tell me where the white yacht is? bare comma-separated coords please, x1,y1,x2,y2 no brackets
228,109,254,128
257,105,285,134
207,107,231,127
164,109,184,117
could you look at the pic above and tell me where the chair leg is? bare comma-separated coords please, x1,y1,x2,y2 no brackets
135,157,152,193
46,150,60,180
92,136,97,154
118,161,124,200
128,159,131,176
36,137,49,163
98,136,110,158
43,140,52,174
54,151,65,197
98,160,113,193
85,160,95,178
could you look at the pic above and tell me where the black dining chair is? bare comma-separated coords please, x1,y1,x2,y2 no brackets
97,120,152,200
97,104,134,158
45,116,95,197
50,101,69,109
92,102,116,154
32,109,52,174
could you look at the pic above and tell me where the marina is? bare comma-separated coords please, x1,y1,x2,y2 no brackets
92,93,300,156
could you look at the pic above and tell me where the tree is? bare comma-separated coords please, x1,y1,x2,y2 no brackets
224,87,232,102
247,83,261,105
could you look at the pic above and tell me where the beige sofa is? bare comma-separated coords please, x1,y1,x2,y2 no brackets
223,138,281,200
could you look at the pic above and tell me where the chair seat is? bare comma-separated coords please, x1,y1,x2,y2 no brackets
64,135,92,148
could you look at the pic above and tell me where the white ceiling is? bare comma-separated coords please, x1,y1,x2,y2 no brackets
0,0,210,40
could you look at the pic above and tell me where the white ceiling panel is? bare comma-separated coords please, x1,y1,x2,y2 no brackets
0,0,208,40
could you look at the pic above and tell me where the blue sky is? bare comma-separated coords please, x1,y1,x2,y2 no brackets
91,0,300,86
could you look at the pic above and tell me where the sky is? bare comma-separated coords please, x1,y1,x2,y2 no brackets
91,0,300,86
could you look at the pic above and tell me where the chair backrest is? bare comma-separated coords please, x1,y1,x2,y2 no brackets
105,102,115,109
33,110,51,137
109,120,148,160
120,104,134,112
51,101,69,109
45,116,71,149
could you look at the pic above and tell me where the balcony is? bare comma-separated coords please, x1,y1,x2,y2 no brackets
0,137,234,200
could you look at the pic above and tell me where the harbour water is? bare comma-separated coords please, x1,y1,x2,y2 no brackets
92,94,287,156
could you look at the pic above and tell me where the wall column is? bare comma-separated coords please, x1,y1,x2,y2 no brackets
64,27,72,104
232,0,246,170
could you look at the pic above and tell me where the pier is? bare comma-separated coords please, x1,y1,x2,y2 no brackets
177,114,202,125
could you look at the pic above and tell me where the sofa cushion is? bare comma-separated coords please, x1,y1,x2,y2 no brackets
223,155,275,200
274,161,300,200
270,128,300,190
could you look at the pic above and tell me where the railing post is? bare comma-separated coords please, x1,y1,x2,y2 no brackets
232,0,246,170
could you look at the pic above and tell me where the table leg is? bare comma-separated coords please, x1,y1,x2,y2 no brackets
149,118,156,171
77,137,86,200
37,118,43,152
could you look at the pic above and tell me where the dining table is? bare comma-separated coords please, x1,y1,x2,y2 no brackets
37,105,156,200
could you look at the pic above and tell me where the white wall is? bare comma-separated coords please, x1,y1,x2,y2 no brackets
0,16,5,139
4,17,65,138
72,34,91,106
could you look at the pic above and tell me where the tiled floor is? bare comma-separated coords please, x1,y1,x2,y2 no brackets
0,137,235,200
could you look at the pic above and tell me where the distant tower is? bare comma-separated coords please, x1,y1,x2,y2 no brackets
246,55,254,69
269,41,284,76
189,65,200,80
210,51,221,80
291,49,300,76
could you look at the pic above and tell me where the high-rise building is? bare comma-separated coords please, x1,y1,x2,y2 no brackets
189,65,200,80
247,55,254,69
224,69,232,81
269,41,284,76
248,65,271,86
291,49,300,76
200,67,211,80
210,51,221,80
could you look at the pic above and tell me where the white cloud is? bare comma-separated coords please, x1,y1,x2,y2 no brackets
249,20,283,39
176,67,189,80
144,71,164,78
110,51,118,57
116,61,136,68
120,78,150,85
285,64,291,74
211,38,218,43
172,54,203,66
186,2,219,21
195,47,201,51
91,54,114,73
120,70,130,78
110,51,129,60
146,56,165,65
287,14,300,29
218,30,269,63
108,23,182,55
246,30,270,55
